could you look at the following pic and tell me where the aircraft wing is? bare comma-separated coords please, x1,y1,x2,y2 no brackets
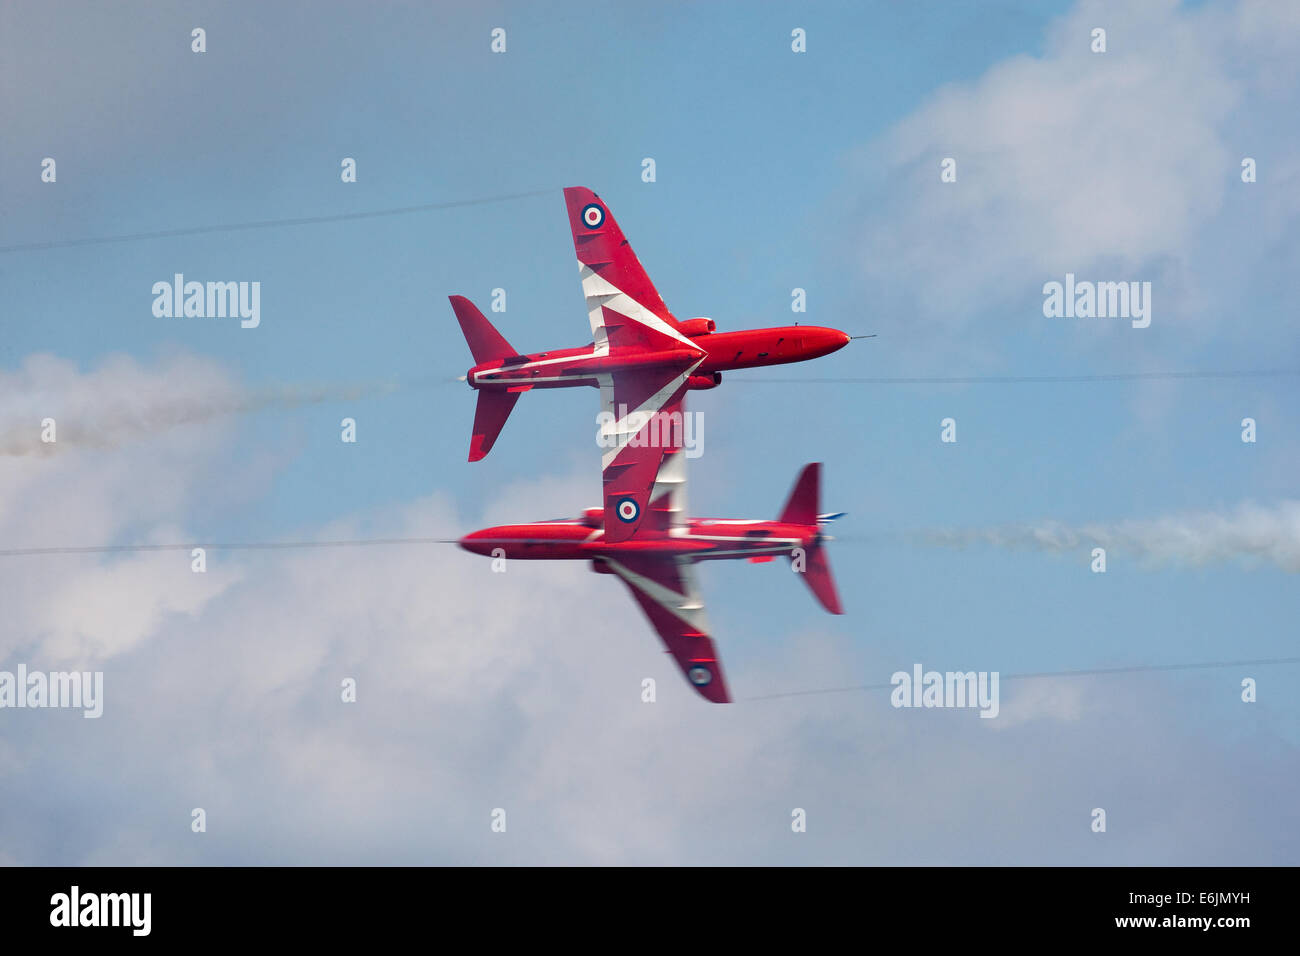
598,362,700,542
563,186,701,355
602,553,730,703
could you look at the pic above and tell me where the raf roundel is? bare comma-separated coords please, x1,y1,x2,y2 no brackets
581,203,605,229
615,497,640,523
687,665,713,687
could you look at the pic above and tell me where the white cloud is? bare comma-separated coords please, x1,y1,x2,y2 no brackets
850,0,1300,349
990,678,1089,730
0,351,383,458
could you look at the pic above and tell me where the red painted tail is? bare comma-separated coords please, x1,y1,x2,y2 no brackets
778,462,821,526
451,295,523,461
468,390,521,462
779,463,844,615
450,295,516,365
802,542,844,615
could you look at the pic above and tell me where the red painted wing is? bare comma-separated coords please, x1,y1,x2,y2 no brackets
564,186,679,327
599,365,699,543
603,554,730,703
563,187,703,355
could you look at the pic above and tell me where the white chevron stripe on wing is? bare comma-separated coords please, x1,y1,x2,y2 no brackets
578,263,701,352
599,359,702,470
651,447,689,532
603,556,710,635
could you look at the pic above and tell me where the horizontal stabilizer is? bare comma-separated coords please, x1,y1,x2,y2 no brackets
778,462,821,526
800,543,844,615
778,463,844,613
450,295,517,365
469,389,521,462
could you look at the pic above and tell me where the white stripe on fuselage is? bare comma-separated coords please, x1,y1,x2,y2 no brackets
470,348,599,386
470,351,699,389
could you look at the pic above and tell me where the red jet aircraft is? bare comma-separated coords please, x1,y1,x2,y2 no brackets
460,461,844,702
451,186,850,541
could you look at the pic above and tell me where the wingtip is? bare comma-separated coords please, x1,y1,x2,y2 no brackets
699,683,732,704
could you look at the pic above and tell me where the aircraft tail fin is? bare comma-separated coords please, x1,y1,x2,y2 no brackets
778,463,845,614
468,389,522,462
450,295,516,365
778,462,821,526
800,542,844,615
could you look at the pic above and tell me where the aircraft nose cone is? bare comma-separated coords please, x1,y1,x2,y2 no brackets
806,327,850,357
821,330,852,356
458,530,493,556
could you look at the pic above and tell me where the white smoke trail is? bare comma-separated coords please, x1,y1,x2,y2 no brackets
0,354,393,456
920,501,1300,573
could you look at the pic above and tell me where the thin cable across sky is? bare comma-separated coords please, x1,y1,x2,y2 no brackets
743,656,1300,701
735,369,1300,385
0,536,461,557
0,189,551,254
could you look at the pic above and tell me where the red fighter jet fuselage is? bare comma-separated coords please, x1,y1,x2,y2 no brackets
461,514,818,563
451,186,852,464
459,463,844,703
462,324,850,393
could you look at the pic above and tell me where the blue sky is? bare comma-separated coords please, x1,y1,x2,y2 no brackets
1,0,1297,864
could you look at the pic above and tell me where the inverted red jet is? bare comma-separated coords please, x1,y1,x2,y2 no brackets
460,461,844,702
451,186,850,541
